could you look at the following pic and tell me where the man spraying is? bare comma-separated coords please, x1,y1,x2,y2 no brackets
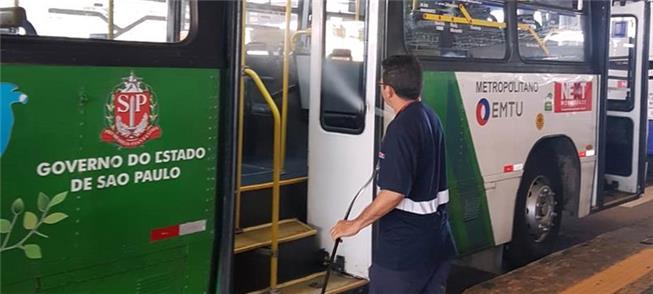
330,55,455,294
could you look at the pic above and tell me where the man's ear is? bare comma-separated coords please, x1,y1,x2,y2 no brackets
384,85,395,100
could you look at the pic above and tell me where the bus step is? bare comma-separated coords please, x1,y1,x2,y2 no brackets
248,271,368,294
241,176,308,193
235,218,316,254
239,180,308,228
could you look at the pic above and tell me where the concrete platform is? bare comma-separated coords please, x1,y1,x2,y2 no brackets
464,191,653,294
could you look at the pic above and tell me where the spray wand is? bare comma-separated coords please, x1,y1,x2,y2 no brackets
320,164,378,294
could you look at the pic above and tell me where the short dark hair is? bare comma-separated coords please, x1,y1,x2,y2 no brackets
381,55,423,100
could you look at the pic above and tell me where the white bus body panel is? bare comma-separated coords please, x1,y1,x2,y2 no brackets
378,71,599,247
452,73,598,244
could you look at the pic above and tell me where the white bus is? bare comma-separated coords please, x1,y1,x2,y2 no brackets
304,0,649,284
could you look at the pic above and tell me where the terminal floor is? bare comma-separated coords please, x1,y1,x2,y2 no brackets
449,187,653,293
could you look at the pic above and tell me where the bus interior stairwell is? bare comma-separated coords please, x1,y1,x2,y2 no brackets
232,1,368,293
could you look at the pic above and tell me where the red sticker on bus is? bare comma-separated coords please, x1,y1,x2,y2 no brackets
150,225,180,242
503,165,514,173
554,81,592,113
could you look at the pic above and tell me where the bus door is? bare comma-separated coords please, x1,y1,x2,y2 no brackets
604,0,650,203
306,0,378,277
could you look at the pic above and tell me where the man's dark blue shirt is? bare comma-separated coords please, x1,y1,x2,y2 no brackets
375,101,455,271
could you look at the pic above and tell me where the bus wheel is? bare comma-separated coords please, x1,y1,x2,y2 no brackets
505,152,563,268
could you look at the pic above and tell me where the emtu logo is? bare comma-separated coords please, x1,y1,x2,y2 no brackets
475,98,524,126
476,98,490,126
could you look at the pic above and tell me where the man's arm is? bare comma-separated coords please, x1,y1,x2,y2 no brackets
329,190,404,240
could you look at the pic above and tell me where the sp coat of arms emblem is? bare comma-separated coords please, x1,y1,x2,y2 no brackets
101,73,161,147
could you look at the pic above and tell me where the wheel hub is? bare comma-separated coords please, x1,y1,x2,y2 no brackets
525,176,557,243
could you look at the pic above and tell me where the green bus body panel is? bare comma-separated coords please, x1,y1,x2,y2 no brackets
1,65,220,293
421,71,495,254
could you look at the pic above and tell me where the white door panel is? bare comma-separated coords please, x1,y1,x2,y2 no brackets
605,1,648,194
307,0,379,278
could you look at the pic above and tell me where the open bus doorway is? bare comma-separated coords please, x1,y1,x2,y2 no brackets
603,0,650,206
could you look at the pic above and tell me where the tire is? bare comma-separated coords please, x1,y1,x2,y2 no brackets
505,148,564,268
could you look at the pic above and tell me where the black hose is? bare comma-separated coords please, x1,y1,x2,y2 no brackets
321,164,378,294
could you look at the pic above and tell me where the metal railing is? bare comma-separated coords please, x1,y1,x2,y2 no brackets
242,67,282,290
236,0,295,290
281,0,292,171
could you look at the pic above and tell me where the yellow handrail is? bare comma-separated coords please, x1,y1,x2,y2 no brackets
458,4,473,22
418,4,550,56
237,1,294,290
420,11,507,29
235,0,249,231
243,68,282,291
241,176,308,193
518,23,551,56
281,0,292,172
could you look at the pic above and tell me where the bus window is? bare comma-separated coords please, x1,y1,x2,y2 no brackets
520,0,582,11
0,0,191,43
245,9,299,53
517,4,586,62
607,16,637,108
320,0,366,134
402,0,507,59
324,1,365,62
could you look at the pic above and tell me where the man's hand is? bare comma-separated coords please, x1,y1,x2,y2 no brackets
328,190,404,241
330,220,362,241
